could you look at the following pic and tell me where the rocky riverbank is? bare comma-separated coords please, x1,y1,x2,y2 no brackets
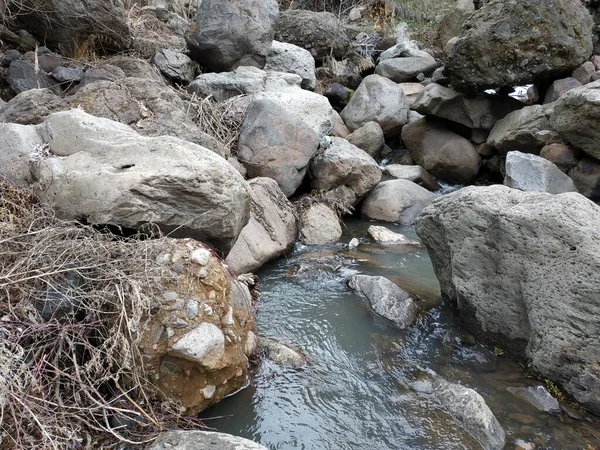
0,0,599,448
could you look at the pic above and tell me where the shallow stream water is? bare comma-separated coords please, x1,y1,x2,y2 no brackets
202,220,600,450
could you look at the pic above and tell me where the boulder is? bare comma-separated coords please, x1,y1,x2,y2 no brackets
0,123,43,185
384,165,440,191
107,56,164,82
487,104,560,155
188,66,301,102
568,156,600,200
0,88,67,125
147,430,267,450
374,56,437,83
572,60,596,84
445,0,594,93
154,49,196,84
257,337,305,368
340,74,410,138
139,239,255,414
8,60,59,95
348,275,418,328
397,82,425,107
540,143,581,172
436,0,475,48
78,66,124,88
323,83,353,110
30,109,250,253
415,185,600,414
367,225,420,246
51,66,84,84
361,179,436,225
401,118,481,185
3,0,131,54
345,121,385,160
309,137,382,206
264,40,316,90
185,0,278,72
225,178,297,274
330,110,351,138
414,375,506,450
550,80,600,160
297,203,342,245
543,77,582,103
412,83,522,131
248,86,334,137
237,98,319,197
507,386,560,412
504,151,578,194
275,9,350,60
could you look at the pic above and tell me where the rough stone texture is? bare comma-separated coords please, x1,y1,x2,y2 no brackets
436,0,475,48
138,239,255,414
275,9,350,60
330,110,351,137
540,143,581,172
8,60,59,95
264,40,316,90
225,178,297,275
51,66,84,84
504,151,578,194
416,376,506,450
257,337,305,368
415,185,600,415
29,109,250,253
0,88,67,125
543,77,582,103
3,0,131,54
185,0,279,72
550,80,600,160
107,56,164,82
445,0,594,93
0,122,43,185
487,104,560,155
349,275,418,328
572,60,596,84
384,165,440,191
507,386,560,412
188,66,302,102
243,86,334,137
147,430,267,449
398,82,425,107
154,49,196,84
309,137,382,206
413,83,522,131
340,74,410,138
323,83,352,110
345,121,385,160
361,179,435,225
237,98,319,197
375,56,437,83
78,66,123,88
298,203,342,245
568,156,600,200
402,118,481,185
367,225,420,246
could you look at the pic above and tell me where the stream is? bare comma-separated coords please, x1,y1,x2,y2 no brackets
201,220,600,450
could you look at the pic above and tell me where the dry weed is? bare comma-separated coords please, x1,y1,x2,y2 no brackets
0,179,200,449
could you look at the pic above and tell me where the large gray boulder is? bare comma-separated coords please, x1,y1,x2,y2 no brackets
8,60,59,95
401,118,481,185
0,88,67,125
375,55,437,83
185,0,279,72
504,151,578,194
348,275,418,328
361,179,435,225
414,375,506,450
384,165,440,191
340,74,410,138
225,178,297,274
237,98,319,197
436,0,475,48
147,430,267,450
2,0,131,54
264,40,316,90
415,185,600,414
297,203,342,245
550,80,600,160
445,0,594,92
275,9,350,60
30,109,250,253
487,104,560,155
309,137,382,206
412,83,522,131
345,121,385,160
154,49,196,84
188,66,302,102
0,123,43,185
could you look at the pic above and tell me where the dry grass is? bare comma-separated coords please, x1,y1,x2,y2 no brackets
0,179,201,449
294,191,354,220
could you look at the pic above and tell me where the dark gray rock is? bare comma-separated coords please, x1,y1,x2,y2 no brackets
415,185,600,415
543,77,582,103
345,121,385,160
186,0,278,72
375,56,437,83
568,156,600,200
51,66,84,84
154,49,196,84
8,60,60,95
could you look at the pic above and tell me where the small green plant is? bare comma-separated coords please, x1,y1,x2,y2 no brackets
493,346,505,356
545,379,565,401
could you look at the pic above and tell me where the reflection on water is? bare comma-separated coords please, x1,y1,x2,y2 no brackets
201,220,600,450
